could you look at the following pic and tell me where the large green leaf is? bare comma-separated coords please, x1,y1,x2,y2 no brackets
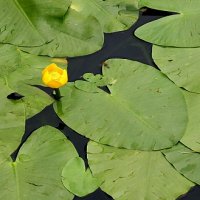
0,0,70,46
163,143,200,185
0,0,103,57
135,0,200,47
153,45,200,93
69,0,139,33
0,79,25,156
62,157,100,197
0,126,78,200
87,141,194,200
180,91,200,152
54,59,187,150
0,44,65,118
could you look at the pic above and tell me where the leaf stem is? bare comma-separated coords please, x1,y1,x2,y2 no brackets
54,88,61,100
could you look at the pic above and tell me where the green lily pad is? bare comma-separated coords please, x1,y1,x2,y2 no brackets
153,45,200,93
69,0,139,33
0,79,25,156
180,91,200,152
135,0,200,47
0,126,78,200
163,143,200,185
55,59,187,150
0,0,70,46
0,0,103,57
87,141,194,200
62,157,101,197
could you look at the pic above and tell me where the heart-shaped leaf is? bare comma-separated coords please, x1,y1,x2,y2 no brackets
135,0,200,47
55,59,187,150
0,126,78,200
62,157,100,197
87,141,194,200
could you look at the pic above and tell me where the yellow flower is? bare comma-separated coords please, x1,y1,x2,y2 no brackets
42,63,68,88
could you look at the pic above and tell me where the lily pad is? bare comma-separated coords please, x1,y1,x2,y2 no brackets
0,0,103,57
62,157,101,197
0,79,25,156
135,0,200,47
163,143,200,185
55,59,187,150
153,45,200,93
69,0,139,33
0,126,78,200
0,0,71,46
87,141,194,200
180,91,200,152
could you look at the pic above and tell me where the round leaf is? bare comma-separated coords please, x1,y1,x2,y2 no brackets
55,59,187,150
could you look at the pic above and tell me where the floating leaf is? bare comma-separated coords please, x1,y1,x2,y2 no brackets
135,0,200,47
153,45,200,93
62,157,100,197
0,0,71,46
69,0,139,33
180,91,200,152
0,126,78,200
55,59,187,150
163,143,200,185
87,141,194,200
0,79,25,156
0,0,103,57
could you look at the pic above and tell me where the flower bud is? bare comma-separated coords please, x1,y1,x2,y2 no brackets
42,63,68,88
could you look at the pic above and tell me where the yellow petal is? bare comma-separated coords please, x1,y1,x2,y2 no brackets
59,70,68,85
46,80,63,88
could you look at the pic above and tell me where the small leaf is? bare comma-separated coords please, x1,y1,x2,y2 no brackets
62,157,100,197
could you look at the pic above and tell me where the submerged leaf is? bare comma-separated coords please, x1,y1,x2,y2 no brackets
87,141,194,200
62,157,100,197
0,126,78,200
135,0,200,47
55,59,187,150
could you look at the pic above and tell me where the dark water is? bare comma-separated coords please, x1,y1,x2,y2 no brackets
10,9,200,200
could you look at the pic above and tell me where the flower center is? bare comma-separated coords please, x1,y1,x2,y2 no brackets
50,71,61,80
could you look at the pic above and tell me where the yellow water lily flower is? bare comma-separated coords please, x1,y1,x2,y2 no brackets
42,63,68,88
